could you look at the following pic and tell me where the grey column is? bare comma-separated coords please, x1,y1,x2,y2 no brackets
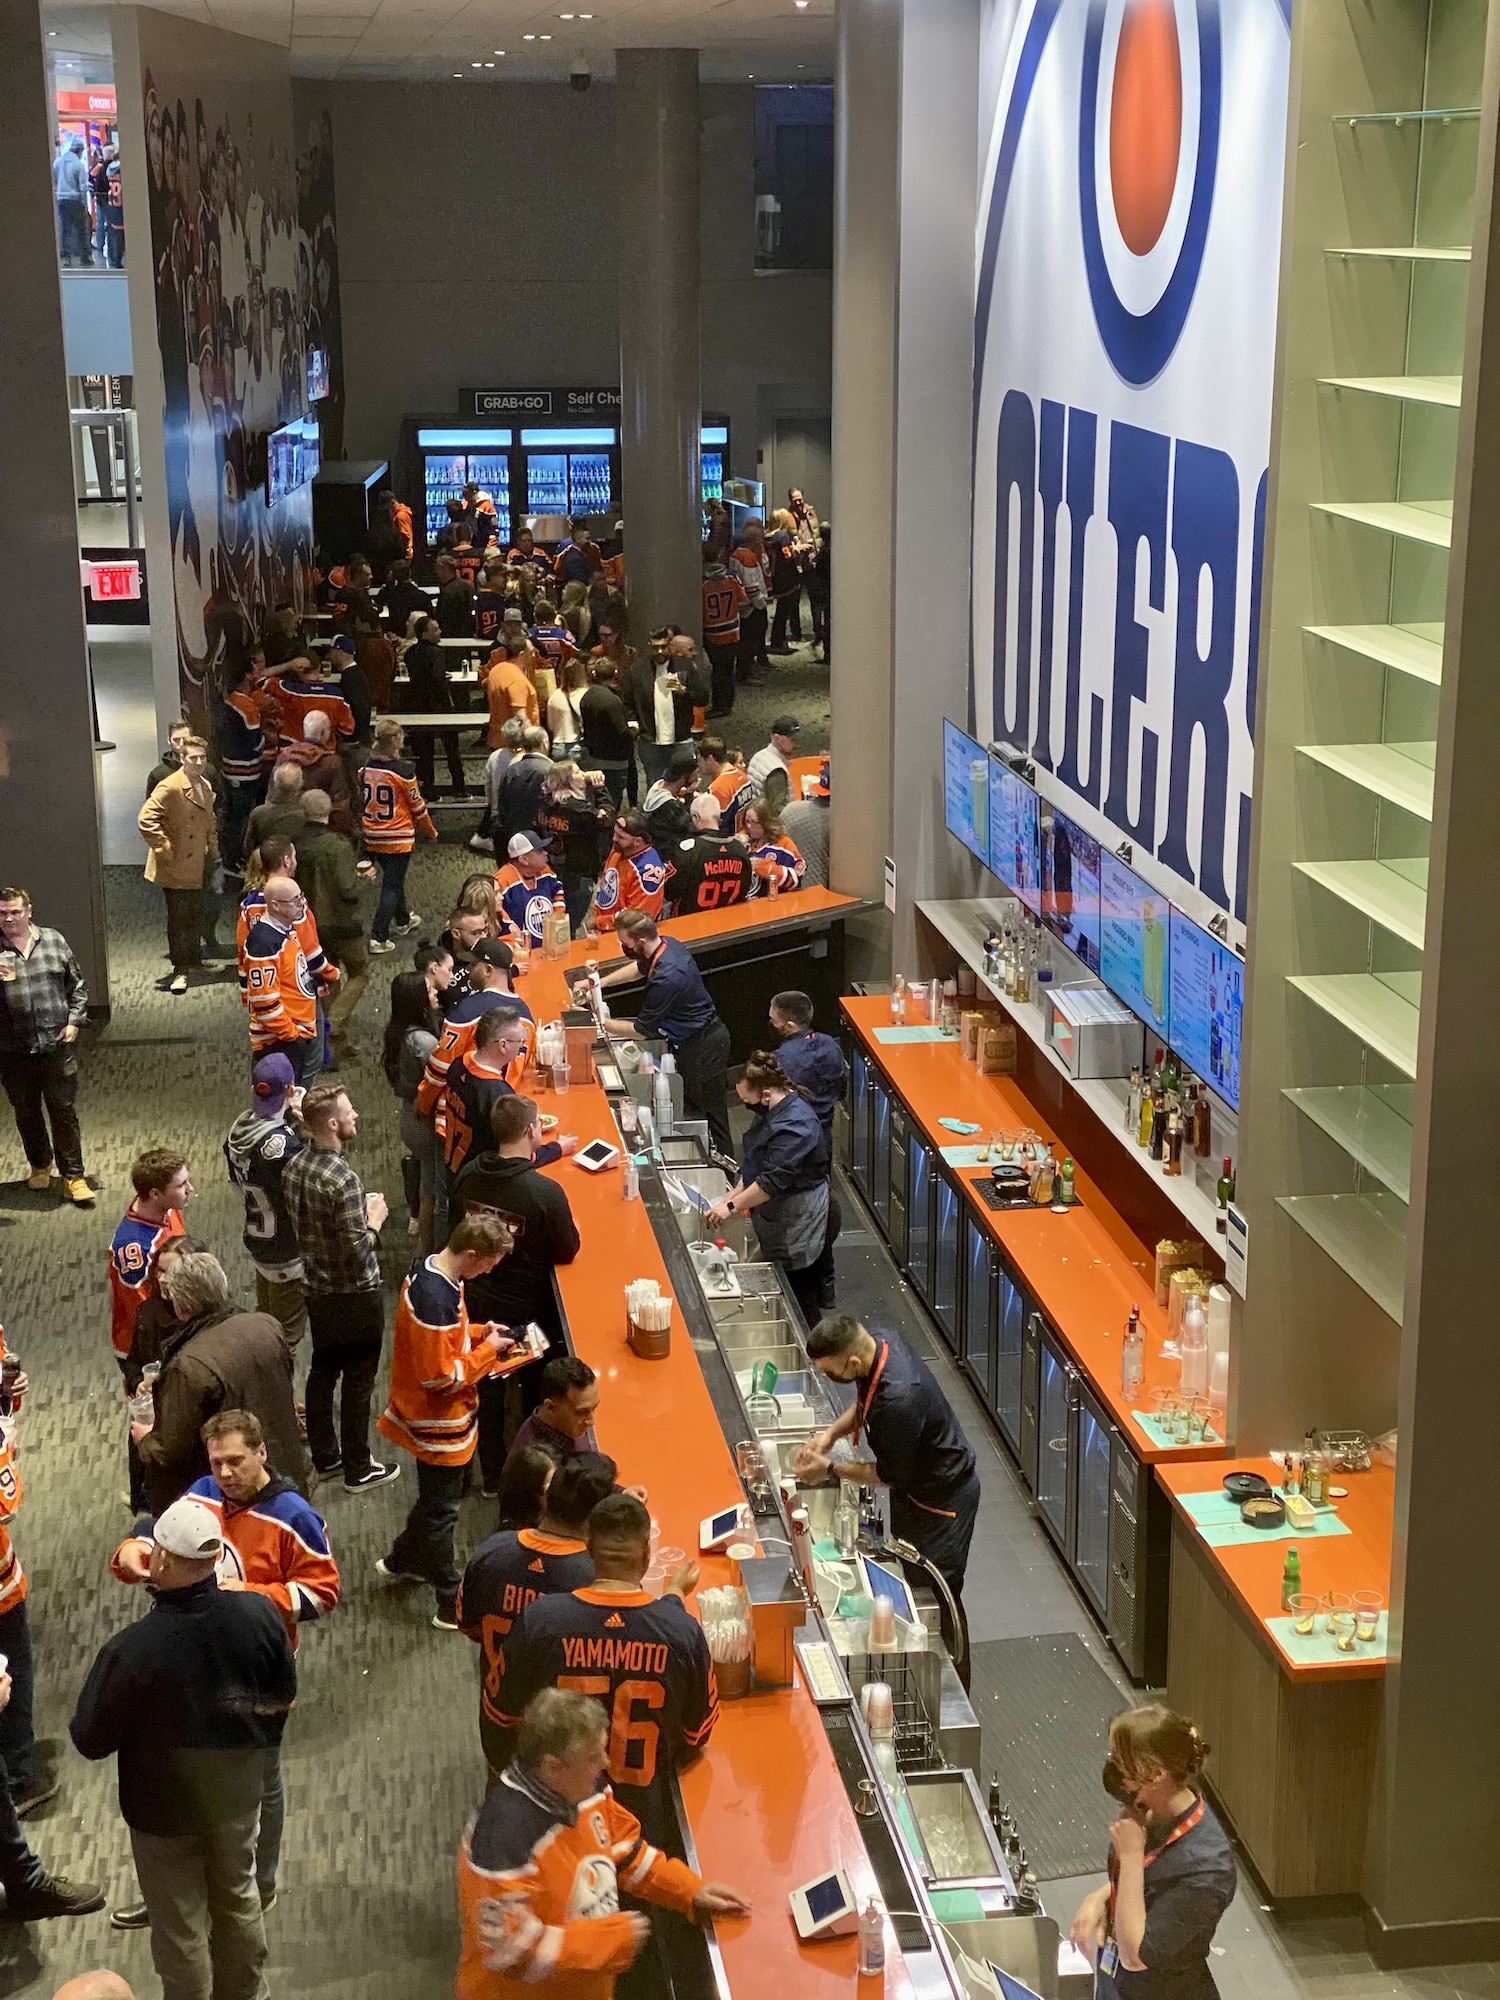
0,0,110,1004
829,0,900,931
616,48,702,646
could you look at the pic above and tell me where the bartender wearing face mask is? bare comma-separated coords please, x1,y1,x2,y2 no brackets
1071,1704,1235,1999
704,1052,831,1327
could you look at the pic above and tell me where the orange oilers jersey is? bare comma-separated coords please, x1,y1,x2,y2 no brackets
264,674,355,744
109,1203,186,1360
414,990,532,1122
748,834,805,895
243,917,324,1049
237,890,331,1000
457,1529,595,1726
0,1425,26,1620
492,1587,718,1838
392,499,414,557
112,1472,339,1645
378,1258,520,1467
708,767,756,835
592,847,666,931
360,756,435,855
701,572,744,645
457,1772,700,2000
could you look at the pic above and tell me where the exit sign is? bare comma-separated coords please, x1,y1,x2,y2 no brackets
81,560,141,601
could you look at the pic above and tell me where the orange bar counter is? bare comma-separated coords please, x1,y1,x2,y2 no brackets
510,895,933,1999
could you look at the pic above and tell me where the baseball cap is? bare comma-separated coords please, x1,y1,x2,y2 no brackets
329,635,355,658
470,937,515,970
501,604,525,621
507,831,549,857
771,714,801,737
252,1052,296,1114
153,1498,223,1561
665,744,698,781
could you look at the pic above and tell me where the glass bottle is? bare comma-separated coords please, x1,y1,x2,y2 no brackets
1193,1082,1212,1157
1163,1110,1183,1177
1216,1156,1235,1233
1137,1082,1155,1148
1179,1294,1208,1396
1121,1306,1144,1397
1148,1091,1167,1160
890,975,906,1024
1125,1065,1142,1134
1059,1157,1075,1206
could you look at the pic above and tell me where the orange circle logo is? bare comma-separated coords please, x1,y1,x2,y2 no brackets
1109,0,1183,255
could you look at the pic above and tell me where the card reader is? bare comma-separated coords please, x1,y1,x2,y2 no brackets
789,1869,858,1940
699,1505,744,1554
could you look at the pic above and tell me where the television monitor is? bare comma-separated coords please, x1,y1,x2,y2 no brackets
265,416,319,506
1100,853,1171,1038
986,756,1042,912
1168,909,1244,1109
1041,808,1101,973
942,720,989,865
306,348,329,401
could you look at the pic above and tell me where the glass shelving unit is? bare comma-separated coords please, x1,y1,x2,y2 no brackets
1282,34,1481,1323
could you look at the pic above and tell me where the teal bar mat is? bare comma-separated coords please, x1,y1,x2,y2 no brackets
1176,1485,1351,1547
1264,1610,1388,1666
873,1024,949,1043
942,1144,996,1166
1130,1410,1222,1450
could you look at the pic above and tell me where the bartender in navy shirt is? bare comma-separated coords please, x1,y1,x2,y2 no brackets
1071,1704,1235,2000
795,1316,980,1602
769,989,846,1311
583,907,733,1157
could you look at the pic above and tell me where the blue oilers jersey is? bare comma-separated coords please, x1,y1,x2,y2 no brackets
223,1111,306,1276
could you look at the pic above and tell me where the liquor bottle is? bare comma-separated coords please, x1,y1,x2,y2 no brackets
1152,1046,1165,1089
1193,1083,1212,1157
890,975,906,1024
1163,1110,1183,1177
1059,1157,1075,1206
1161,1047,1180,1095
1137,1081,1155,1148
1216,1156,1235,1234
1125,1065,1142,1134
1121,1306,1144,1397
1149,1091,1167,1160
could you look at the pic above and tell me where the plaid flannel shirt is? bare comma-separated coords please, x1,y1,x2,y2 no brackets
281,1144,380,1296
0,927,89,1055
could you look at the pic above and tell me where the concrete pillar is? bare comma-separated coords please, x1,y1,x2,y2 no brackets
829,0,900,932
0,0,110,1003
889,0,983,966
616,48,702,646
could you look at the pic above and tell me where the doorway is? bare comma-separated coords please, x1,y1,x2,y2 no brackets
769,414,831,524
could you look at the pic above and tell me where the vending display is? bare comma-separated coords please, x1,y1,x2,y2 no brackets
416,429,514,546
942,721,989,865
986,755,1042,911
1100,854,1171,1038
701,423,728,506
526,453,569,515
1041,808,1102,973
1168,910,1244,1109
568,453,612,516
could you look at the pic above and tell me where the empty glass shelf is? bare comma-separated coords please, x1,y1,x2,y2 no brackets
1318,375,1461,407
1293,858,1428,947
1326,245,1470,262
1295,741,1435,820
1304,623,1443,686
1277,1194,1407,1323
1334,106,1478,125
1284,1084,1415,1202
1287,973,1420,1076
1311,499,1452,549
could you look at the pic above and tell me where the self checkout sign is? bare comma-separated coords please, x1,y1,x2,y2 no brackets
470,386,622,419
80,560,142,601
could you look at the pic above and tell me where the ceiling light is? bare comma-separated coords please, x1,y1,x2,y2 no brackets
484,60,494,66
540,33,551,39
471,59,482,65
454,71,462,76
494,47,506,53
580,11,592,16
523,32,535,39
559,11,573,17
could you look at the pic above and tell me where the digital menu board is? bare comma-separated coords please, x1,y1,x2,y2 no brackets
1041,808,1101,973
1100,853,1171,1038
986,755,1041,911
1168,910,1244,1109
265,416,320,505
942,720,989,865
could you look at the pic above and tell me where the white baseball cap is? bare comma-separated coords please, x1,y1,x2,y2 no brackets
153,1498,223,1561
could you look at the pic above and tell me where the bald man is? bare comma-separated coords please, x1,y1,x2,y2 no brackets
52,1974,136,2000
243,873,335,1083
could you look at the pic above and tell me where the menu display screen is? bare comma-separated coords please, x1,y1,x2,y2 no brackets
1041,809,1101,973
1100,854,1171,1038
987,755,1041,911
1168,910,1244,1109
265,416,320,505
942,720,990,865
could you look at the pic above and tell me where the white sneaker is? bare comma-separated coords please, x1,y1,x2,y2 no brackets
406,1216,421,1238
168,971,189,996
468,834,494,854
369,938,395,954
393,913,422,935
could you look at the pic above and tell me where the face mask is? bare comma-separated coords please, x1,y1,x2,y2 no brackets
1102,1758,1144,1808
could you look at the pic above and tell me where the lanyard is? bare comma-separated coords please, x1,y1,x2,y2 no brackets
853,1342,889,1448
1107,1797,1206,1930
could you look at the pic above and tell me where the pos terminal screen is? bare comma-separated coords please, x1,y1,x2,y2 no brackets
804,1876,849,1925
863,1554,918,1628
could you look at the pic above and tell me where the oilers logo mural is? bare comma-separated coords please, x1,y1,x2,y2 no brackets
971,0,1290,930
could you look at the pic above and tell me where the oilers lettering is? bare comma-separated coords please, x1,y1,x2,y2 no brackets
561,1635,669,1675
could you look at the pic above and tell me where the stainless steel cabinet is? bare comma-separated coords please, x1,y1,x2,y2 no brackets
995,1265,1028,1461
848,1046,871,1196
961,1210,996,1406
1074,1386,1113,1620
872,1079,894,1238
932,1173,961,1353
1035,1333,1075,1550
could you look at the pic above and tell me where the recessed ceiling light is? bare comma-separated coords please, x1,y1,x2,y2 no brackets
494,47,505,53
579,11,592,16
523,32,535,39
484,60,494,66
471,59,482,65
454,71,462,76
540,33,551,39
559,11,573,17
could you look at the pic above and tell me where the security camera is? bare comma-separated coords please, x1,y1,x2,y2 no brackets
570,57,591,91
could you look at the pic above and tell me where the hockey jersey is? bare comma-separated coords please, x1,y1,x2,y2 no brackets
223,1111,306,1278
592,848,666,931
458,1527,595,1726
493,1586,718,1843
701,570,745,646
475,590,508,646
747,834,805,896
360,756,436,855
415,989,534,1123
113,1471,338,1645
707,767,757,837
377,1257,522,1466
264,674,355,744
457,1768,700,2000
442,1051,521,1175
109,1203,186,1361
666,834,752,917
0,1410,28,1619
236,890,330,1001
214,689,265,786
493,864,566,947
243,916,326,1050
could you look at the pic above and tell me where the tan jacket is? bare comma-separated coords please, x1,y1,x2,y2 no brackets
139,768,218,888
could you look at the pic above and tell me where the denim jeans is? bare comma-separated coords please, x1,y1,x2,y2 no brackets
372,852,411,943
0,1604,37,1797
387,1458,469,1609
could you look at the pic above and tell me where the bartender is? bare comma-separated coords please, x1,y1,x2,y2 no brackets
578,906,733,1158
704,1052,831,1326
794,1316,980,1602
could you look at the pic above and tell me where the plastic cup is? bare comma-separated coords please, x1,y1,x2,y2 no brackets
644,1564,668,1599
1353,1590,1384,1643
1289,1592,1319,1637
656,1546,685,1571
1321,1590,1352,1635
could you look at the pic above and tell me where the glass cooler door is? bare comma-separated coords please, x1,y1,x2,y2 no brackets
848,1049,871,1193
526,453,569,515
905,1133,932,1299
1074,1389,1113,1618
994,1261,1027,1458
962,1211,995,1406
932,1173,961,1354
567,452,612,517
870,1078,892,1235
1035,1334,1074,1551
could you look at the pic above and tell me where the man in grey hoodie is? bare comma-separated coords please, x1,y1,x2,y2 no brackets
55,138,90,265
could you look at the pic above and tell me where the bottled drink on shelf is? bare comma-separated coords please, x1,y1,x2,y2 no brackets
1179,1294,1208,1397
1125,1065,1142,1134
1216,1156,1235,1233
1281,1546,1301,1611
1137,1083,1155,1148
1148,1092,1167,1161
1121,1306,1144,1397
1163,1110,1184,1177
1058,1157,1075,1206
